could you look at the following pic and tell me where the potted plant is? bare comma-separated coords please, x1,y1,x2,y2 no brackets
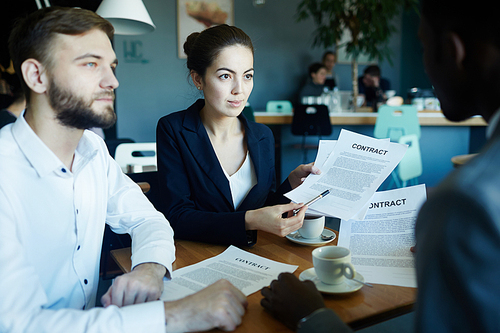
296,0,418,111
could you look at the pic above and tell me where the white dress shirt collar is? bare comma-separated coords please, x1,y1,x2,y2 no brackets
12,112,99,178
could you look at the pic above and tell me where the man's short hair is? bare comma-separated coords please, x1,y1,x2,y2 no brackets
308,62,326,75
322,51,335,63
8,7,114,102
363,65,381,77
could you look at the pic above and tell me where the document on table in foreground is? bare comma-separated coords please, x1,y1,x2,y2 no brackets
160,245,298,301
286,129,407,220
337,184,427,288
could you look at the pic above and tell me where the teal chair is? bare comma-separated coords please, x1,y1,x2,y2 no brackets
374,105,421,141
387,134,422,188
266,100,293,113
374,105,422,188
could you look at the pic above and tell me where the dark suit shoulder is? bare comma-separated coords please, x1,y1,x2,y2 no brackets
244,118,273,139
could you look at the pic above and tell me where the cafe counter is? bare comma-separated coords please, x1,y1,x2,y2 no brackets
254,110,487,188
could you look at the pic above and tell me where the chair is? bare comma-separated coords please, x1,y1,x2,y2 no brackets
291,104,332,163
104,138,135,158
374,105,422,189
114,142,157,173
387,134,422,188
374,105,421,142
266,100,293,113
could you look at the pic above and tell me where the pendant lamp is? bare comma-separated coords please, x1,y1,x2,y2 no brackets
96,0,156,35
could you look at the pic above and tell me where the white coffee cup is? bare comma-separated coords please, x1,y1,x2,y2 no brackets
312,246,356,285
298,215,325,239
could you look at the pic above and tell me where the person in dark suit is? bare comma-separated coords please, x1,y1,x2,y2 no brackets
157,25,319,247
260,0,500,331
358,65,390,109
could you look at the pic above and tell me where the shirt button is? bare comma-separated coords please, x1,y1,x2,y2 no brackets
77,245,80,250
61,168,66,173
84,279,88,285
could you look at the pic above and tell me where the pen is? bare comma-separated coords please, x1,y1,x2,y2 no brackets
293,189,331,214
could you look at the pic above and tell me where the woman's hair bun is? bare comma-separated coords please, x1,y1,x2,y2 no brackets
183,32,200,57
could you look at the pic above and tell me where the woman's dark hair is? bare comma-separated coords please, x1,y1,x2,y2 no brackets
183,24,254,78
8,6,114,102
308,62,326,75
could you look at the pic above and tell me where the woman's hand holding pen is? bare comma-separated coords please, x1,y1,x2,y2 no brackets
287,163,321,189
245,203,308,237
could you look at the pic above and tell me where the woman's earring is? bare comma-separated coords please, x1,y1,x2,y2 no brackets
197,86,201,90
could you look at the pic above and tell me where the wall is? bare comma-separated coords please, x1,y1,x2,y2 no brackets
113,0,405,142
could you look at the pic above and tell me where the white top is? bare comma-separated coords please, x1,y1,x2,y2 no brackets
222,151,257,209
0,115,175,333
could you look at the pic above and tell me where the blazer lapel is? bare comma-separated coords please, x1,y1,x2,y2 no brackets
181,101,233,208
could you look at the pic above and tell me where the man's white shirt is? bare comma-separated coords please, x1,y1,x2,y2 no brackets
0,114,175,332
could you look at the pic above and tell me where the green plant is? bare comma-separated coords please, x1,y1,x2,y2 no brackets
296,0,418,110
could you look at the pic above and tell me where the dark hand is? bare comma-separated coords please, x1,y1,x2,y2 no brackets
261,272,325,330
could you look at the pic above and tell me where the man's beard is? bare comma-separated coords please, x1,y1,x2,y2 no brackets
48,77,117,130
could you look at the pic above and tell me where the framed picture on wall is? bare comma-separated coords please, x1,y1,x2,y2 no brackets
177,0,234,59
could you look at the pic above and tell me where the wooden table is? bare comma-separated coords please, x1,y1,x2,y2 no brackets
111,230,416,332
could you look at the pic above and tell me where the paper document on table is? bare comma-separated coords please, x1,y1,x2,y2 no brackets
286,129,407,220
337,184,427,288
160,245,298,301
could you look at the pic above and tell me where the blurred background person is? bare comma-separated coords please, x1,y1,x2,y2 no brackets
358,65,391,110
322,51,337,90
298,62,328,102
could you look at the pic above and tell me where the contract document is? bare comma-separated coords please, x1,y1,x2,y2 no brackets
337,184,427,288
286,129,407,220
160,245,297,301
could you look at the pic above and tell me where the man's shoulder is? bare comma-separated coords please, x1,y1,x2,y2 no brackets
421,137,500,221
381,78,391,90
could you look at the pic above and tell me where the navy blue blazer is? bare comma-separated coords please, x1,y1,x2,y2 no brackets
156,99,291,247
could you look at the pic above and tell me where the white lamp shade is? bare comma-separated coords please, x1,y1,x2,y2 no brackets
96,0,156,35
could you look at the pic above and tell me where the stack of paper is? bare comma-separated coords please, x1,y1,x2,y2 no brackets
337,184,427,287
285,129,408,220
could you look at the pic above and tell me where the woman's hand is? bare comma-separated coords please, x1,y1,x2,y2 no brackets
287,162,321,189
245,203,307,237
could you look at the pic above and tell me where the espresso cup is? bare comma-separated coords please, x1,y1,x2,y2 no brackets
312,246,356,285
298,215,325,239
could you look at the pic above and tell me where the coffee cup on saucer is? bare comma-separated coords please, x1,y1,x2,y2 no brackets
312,246,355,285
298,215,325,239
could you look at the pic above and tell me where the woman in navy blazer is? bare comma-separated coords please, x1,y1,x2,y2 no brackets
157,25,318,247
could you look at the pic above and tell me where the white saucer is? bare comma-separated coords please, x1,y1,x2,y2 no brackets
285,228,336,246
299,268,365,294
